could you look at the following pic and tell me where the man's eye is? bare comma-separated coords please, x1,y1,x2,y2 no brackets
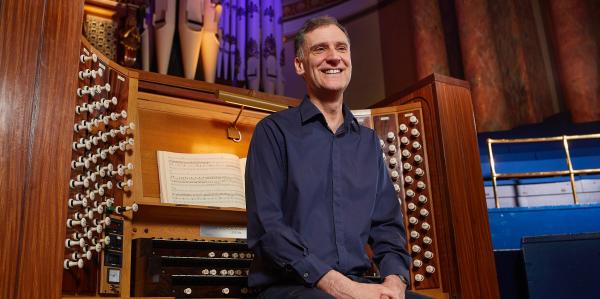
337,46,348,52
313,47,325,53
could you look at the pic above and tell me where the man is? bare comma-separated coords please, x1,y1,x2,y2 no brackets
245,16,411,299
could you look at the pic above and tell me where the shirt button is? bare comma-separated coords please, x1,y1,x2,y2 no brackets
303,273,309,278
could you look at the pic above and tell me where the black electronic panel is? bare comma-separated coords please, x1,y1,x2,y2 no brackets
522,232,600,299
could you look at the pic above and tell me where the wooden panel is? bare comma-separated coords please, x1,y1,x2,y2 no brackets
136,70,298,109
16,1,85,299
434,80,499,298
0,0,83,298
136,95,268,200
0,0,46,298
0,0,44,298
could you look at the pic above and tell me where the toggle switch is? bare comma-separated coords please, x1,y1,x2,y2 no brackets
412,141,422,151
117,179,133,191
399,124,408,133
64,258,84,270
413,155,423,164
410,230,420,239
69,178,90,189
400,136,410,146
109,110,128,121
71,250,92,261
389,157,397,168
387,144,397,155
424,251,434,259
65,237,86,249
92,236,111,246
390,170,399,181
93,216,111,227
68,197,88,208
409,115,419,125
413,259,423,267
401,149,411,159
94,83,111,94
415,168,425,177
80,53,98,63
386,131,396,142
118,138,134,152
407,202,417,211
114,203,139,214
410,128,420,138
66,218,87,229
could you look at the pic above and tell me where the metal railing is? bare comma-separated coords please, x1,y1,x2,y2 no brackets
487,133,600,208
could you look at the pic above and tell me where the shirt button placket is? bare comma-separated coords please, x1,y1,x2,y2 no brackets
332,134,346,269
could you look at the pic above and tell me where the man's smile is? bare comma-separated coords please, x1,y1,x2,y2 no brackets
321,68,343,74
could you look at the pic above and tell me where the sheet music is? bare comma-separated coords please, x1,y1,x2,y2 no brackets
157,151,245,209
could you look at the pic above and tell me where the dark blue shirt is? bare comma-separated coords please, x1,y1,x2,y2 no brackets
245,97,410,288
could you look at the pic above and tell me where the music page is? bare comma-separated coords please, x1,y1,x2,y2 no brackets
157,151,245,209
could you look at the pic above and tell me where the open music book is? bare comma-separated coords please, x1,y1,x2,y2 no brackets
157,151,246,209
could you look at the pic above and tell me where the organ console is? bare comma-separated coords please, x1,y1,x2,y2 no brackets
56,35,498,299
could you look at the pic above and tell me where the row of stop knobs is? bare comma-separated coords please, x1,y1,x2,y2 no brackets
64,51,136,270
397,115,436,283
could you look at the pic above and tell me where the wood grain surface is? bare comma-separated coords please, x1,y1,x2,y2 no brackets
0,0,84,298
0,0,47,297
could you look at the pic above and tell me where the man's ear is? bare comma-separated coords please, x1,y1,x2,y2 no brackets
294,56,305,76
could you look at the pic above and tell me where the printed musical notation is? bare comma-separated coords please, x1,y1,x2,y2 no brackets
157,151,246,209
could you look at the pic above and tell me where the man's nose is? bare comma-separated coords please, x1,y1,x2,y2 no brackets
325,49,341,65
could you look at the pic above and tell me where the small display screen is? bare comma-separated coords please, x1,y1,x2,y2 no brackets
104,251,122,267
107,268,120,284
105,218,123,234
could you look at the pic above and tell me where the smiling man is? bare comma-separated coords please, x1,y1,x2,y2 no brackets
245,16,411,299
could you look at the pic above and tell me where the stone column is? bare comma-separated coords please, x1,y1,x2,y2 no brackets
548,0,600,122
410,0,449,79
454,0,510,131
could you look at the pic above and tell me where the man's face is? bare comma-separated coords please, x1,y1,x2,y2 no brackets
295,25,352,95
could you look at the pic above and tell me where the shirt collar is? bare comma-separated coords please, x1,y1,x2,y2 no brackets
299,95,359,132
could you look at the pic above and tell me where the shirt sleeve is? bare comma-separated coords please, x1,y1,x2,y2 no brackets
368,134,412,286
245,119,331,286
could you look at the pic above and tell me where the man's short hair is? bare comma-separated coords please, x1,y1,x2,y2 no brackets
294,16,350,59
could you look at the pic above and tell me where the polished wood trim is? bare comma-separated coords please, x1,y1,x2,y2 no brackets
371,73,471,109
134,202,247,225
135,69,300,109
15,1,85,298
0,0,48,297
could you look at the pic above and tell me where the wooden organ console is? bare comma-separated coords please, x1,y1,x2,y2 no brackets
58,39,498,299
367,74,500,299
